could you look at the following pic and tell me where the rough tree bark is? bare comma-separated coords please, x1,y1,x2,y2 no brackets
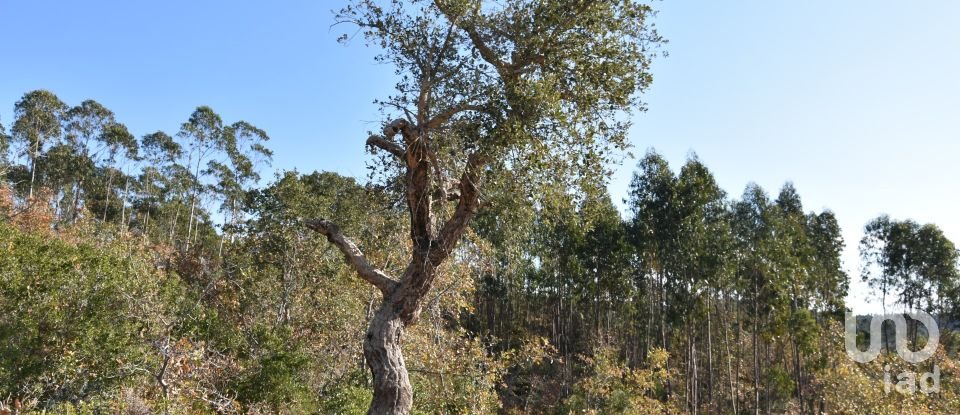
308,1,660,412
307,116,485,414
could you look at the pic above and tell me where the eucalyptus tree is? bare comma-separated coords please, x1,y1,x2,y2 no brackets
530,190,629,360
804,211,847,316
727,183,849,414
207,121,271,252
164,163,199,245
771,184,819,410
860,216,900,315
673,157,731,321
673,157,732,412
627,151,679,351
861,216,959,315
64,99,136,220
578,194,632,344
95,122,138,222
772,184,812,328
312,1,662,412
61,100,113,219
468,169,543,353
37,141,90,220
627,154,736,412
912,223,959,317
792,209,847,413
11,90,68,199
137,131,183,236
731,183,778,415
178,106,225,247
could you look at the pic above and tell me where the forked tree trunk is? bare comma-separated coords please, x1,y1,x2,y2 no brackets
305,121,483,414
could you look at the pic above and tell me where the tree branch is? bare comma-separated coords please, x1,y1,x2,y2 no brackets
424,103,486,130
306,219,398,296
366,135,405,159
431,16,461,77
435,4,508,78
432,152,487,265
388,118,434,254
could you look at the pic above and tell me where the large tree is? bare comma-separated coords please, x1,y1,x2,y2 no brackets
62,99,116,220
136,131,183,235
11,90,68,199
178,106,225,248
860,216,959,315
308,0,663,413
207,121,272,252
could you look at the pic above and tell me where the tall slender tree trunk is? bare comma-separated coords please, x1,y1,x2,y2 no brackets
719,296,737,415
71,179,83,223
103,167,115,222
736,297,743,415
645,276,655,362
28,141,39,200
793,341,804,414
707,295,715,414
169,199,181,244
659,271,667,348
686,335,692,412
186,156,202,248
659,270,672,399
142,177,154,237
692,331,699,415
144,210,151,238
790,290,804,413
186,196,196,246
753,276,760,415
120,175,130,232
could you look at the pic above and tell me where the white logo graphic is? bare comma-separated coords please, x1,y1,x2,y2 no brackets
844,311,940,395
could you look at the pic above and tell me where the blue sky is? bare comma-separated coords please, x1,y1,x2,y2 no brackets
2,1,958,313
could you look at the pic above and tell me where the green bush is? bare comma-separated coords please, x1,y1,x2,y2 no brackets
0,224,163,405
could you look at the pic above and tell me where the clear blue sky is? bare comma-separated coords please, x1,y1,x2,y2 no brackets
2,1,958,313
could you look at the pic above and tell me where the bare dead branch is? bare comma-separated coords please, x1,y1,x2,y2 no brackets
306,219,398,296
366,135,405,159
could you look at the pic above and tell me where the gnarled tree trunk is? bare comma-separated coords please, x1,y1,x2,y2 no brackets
364,303,413,414
308,2,659,411
306,115,484,414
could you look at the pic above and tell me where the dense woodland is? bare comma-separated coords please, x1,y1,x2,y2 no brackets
1,89,958,414
2,1,960,415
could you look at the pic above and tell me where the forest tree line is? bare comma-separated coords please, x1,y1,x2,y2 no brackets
1,89,959,414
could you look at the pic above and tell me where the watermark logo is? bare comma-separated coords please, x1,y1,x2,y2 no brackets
844,311,940,395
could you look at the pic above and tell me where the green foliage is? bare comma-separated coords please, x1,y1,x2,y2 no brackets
234,327,318,412
565,347,678,414
319,378,373,415
0,1,956,410
861,215,960,314
0,139,957,414
12,90,67,161
0,223,164,404
343,0,664,213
